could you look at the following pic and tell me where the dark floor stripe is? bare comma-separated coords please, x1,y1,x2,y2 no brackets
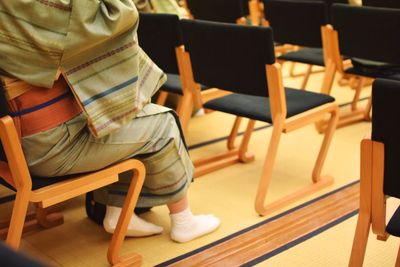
155,180,359,267
188,97,369,151
241,209,359,266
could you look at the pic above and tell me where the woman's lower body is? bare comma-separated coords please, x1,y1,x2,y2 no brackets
22,103,219,242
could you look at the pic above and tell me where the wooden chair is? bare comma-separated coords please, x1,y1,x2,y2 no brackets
363,0,400,8
349,79,400,267
0,83,146,266
262,0,333,90
321,4,400,130
180,19,338,216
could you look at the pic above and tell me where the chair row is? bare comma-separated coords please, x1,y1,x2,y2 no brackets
139,13,339,216
147,2,400,135
260,1,400,130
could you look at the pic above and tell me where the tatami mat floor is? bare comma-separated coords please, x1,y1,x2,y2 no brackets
1,64,394,267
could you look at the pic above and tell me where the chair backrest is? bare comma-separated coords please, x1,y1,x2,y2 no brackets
372,79,400,199
137,13,182,75
331,4,400,65
180,19,275,97
185,0,246,23
363,0,400,9
263,0,329,47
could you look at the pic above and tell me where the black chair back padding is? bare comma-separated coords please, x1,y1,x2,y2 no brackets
0,173,76,191
186,0,246,23
180,19,275,97
332,4,400,65
241,0,250,15
263,0,328,47
371,79,400,199
137,13,182,74
363,0,400,9
386,206,400,236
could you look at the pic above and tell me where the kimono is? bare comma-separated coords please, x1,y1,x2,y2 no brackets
0,0,193,207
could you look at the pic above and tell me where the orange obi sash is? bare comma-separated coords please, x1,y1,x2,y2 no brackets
6,77,82,138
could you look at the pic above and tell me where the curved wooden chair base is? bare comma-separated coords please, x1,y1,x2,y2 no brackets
316,107,370,134
255,176,334,216
193,149,255,178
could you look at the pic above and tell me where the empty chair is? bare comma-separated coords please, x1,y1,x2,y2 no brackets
323,4,400,128
0,82,145,266
263,0,331,90
363,0,400,8
349,79,400,267
183,0,248,24
180,19,338,215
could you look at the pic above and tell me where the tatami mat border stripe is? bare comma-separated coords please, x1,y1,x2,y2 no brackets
155,180,360,267
241,210,359,266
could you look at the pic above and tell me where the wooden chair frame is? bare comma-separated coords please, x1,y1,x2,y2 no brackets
349,138,400,267
0,115,145,266
318,25,373,132
248,0,264,26
183,42,338,215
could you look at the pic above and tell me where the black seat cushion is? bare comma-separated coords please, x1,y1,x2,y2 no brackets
278,47,325,66
345,58,400,81
386,205,400,237
0,174,77,191
203,88,334,123
161,73,208,95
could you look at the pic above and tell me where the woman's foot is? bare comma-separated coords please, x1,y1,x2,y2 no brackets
170,208,220,243
103,206,163,237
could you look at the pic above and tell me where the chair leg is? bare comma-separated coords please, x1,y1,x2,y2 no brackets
348,212,371,267
312,106,338,182
300,65,313,90
351,77,365,111
315,62,336,133
289,62,297,77
255,119,284,216
363,95,372,121
107,161,145,266
238,119,256,162
227,116,243,150
193,118,255,178
6,191,30,249
156,91,169,106
176,93,194,137
395,244,400,267
320,62,336,96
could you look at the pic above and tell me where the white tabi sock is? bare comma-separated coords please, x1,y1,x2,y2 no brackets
103,206,163,237
169,208,220,243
